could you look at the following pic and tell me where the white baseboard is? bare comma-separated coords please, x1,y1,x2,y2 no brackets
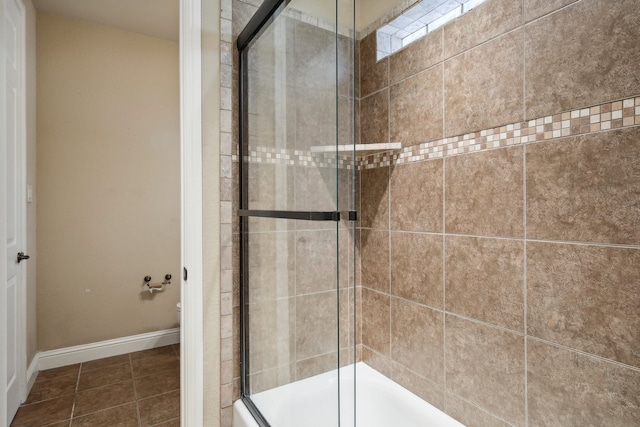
25,353,40,401
37,328,180,371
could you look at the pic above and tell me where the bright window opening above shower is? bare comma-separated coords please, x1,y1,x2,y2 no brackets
376,0,487,60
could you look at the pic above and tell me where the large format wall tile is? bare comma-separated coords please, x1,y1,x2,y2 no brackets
247,230,295,303
525,0,640,119
390,65,443,147
390,28,442,85
296,230,337,295
524,0,576,22
360,89,389,145
444,0,522,59
391,298,444,384
527,242,640,368
362,288,390,356
389,159,443,232
360,229,389,293
392,362,444,410
446,316,525,425
249,298,296,372
360,166,389,229
296,292,338,360
391,232,443,308
444,30,523,137
445,236,524,331
445,146,524,237
528,339,640,427
526,128,640,245
445,393,513,427
360,31,388,97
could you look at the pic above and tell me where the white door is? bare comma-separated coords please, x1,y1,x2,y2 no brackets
3,0,26,424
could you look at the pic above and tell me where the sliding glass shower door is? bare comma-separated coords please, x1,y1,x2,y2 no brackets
237,0,356,425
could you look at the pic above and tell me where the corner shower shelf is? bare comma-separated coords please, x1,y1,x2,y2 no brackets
310,142,402,155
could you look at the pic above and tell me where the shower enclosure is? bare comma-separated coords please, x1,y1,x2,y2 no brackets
237,0,358,425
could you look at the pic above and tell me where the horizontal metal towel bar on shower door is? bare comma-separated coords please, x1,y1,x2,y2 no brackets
239,209,341,222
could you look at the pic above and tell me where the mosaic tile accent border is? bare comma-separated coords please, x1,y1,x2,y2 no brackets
235,146,355,169
360,96,640,169
232,96,640,172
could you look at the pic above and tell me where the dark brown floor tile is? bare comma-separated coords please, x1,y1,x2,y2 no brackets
25,374,77,404
77,363,132,391
528,339,640,427
131,353,179,379
81,354,130,372
42,421,70,427
171,344,180,356
36,365,80,383
130,345,175,361
138,390,180,427
73,380,135,417
71,402,139,427
10,395,74,427
135,368,180,399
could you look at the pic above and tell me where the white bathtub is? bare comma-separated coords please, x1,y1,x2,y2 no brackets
233,362,465,427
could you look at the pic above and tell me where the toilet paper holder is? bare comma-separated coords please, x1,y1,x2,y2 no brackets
143,274,172,293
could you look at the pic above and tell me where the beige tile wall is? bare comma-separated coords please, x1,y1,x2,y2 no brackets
359,0,640,426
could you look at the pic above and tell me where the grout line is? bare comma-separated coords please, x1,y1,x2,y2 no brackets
442,157,447,397
447,391,520,427
527,336,640,373
129,354,142,427
523,134,529,427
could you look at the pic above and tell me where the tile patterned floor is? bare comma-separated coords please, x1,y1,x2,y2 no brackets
10,344,180,427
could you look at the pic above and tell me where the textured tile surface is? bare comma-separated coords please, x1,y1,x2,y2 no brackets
73,380,136,417
391,298,444,384
446,315,525,425
72,403,139,427
527,242,640,368
391,232,443,308
360,31,389,97
390,65,443,147
445,146,524,237
25,374,77,404
390,28,442,84
135,367,181,399
361,89,389,145
524,0,576,22
445,393,513,427
526,128,640,245
138,390,180,427
362,288,390,356
131,352,179,379
360,165,389,230
77,363,132,391
445,236,524,331
11,395,74,427
525,0,640,118
444,30,524,137
528,339,640,427
296,292,338,360
389,159,443,232
360,229,390,293
392,362,444,410
444,0,522,59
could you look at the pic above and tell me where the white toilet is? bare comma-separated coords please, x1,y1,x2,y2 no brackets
176,302,181,325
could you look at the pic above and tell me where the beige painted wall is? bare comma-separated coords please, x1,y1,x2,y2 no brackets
24,0,37,365
36,12,180,351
